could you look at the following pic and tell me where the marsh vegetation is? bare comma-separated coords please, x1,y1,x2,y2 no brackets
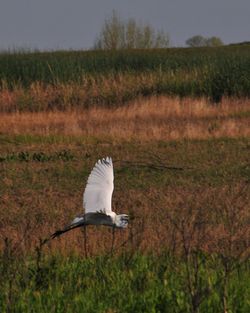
0,46,249,312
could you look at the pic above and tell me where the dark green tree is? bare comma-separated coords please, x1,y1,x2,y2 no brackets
186,35,223,47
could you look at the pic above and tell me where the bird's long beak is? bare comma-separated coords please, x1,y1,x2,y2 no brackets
121,214,129,221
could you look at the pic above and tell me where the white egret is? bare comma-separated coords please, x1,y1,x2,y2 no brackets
47,157,129,244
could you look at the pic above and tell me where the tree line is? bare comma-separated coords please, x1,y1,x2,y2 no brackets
93,10,223,50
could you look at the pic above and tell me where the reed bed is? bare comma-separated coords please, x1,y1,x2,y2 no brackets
1,45,250,108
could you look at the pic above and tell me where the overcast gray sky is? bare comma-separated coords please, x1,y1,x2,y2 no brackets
0,0,249,50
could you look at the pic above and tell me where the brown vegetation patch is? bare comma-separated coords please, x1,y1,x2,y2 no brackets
0,96,249,141
0,183,249,259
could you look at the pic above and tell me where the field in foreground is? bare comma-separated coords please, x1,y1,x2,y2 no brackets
0,127,249,312
1,253,249,313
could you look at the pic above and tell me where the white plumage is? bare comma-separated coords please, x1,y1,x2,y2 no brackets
48,157,129,242
83,157,114,215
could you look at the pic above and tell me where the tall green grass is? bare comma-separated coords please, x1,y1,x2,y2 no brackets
1,45,250,104
0,251,249,313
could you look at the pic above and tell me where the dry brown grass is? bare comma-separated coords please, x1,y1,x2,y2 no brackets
0,135,249,258
0,96,249,141
0,94,249,257
0,183,249,258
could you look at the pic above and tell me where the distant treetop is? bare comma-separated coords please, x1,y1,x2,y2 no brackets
93,10,170,50
186,35,224,47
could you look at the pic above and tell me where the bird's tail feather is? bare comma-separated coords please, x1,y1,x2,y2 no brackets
42,218,86,245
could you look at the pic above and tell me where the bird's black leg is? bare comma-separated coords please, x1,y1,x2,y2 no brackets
83,226,88,258
111,226,115,255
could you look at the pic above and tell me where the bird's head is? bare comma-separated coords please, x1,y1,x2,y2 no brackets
114,214,129,228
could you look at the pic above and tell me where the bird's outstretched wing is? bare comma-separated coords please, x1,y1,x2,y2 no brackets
83,157,114,215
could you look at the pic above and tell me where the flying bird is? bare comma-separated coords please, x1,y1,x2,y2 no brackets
46,157,129,243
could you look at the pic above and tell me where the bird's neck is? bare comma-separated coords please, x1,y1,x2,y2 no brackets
108,211,116,222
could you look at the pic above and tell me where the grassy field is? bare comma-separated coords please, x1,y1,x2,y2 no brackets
1,106,249,312
0,47,250,312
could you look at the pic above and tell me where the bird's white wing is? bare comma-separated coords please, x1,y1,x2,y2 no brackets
83,157,114,215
